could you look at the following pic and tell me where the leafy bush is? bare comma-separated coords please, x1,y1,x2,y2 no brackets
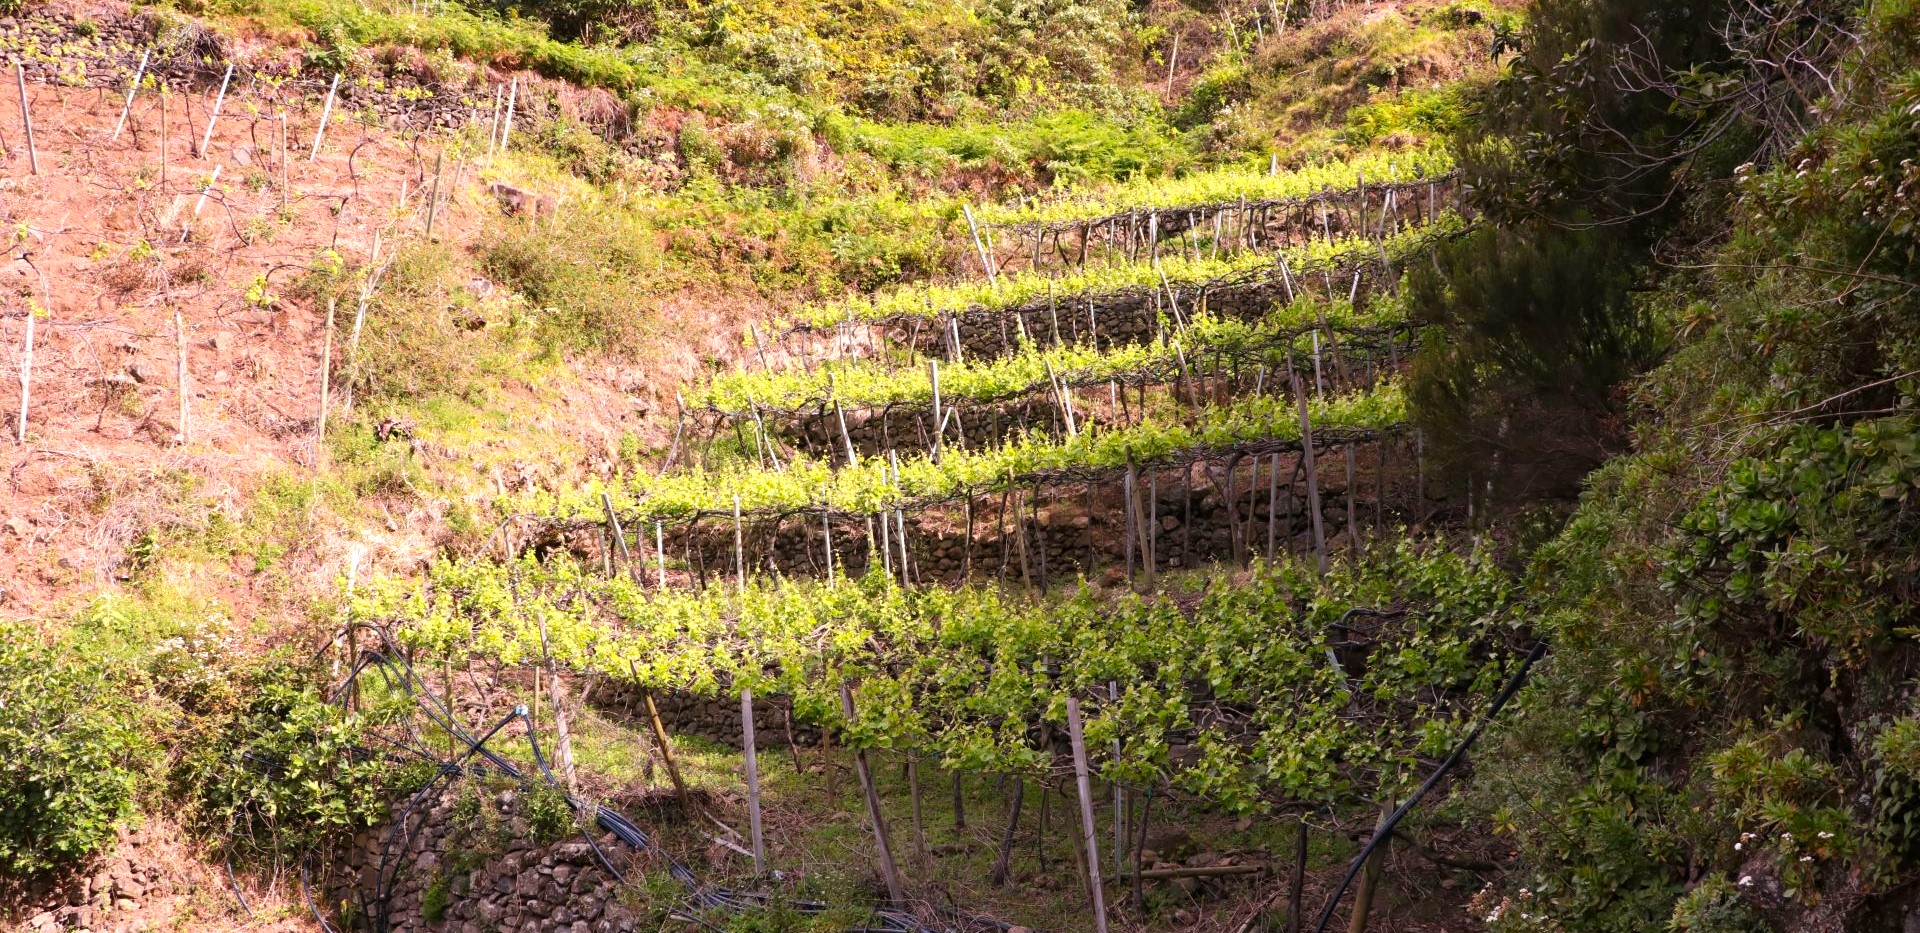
0,623,150,875
523,783,577,844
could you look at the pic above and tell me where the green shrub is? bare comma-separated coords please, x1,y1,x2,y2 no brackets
0,623,150,875
1666,876,1766,933
180,660,420,860
523,782,577,845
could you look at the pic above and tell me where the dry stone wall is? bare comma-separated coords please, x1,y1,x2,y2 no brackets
332,782,647,933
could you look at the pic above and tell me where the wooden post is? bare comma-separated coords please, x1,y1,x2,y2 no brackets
424,149,444,238
1287,818,1308,933
1110,682,1124,876
990,777,1024,885
1266,451,1281,561
732,494,746,592
741,688,767,874
952,771,967,829
14,64,36,175
1065,697,1109,933
928,359,943,461
908,757,928,862
1293,372,1327,573
174,308,189,443
197,63,233,158
110,49,150,143
278,113,289,214
841,684,906,906
821,509,836,584
1347,802,1392,933
1345,444,1359,550
309,73,340,161
158,83,166,187
638,684,691,799
315,297,336,470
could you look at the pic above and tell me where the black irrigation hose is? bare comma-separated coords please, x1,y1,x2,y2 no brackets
300,853,341,933
1309,638,1550,933
319,624,1005,933
223,854,255,920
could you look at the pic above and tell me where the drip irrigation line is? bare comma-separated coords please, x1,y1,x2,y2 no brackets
1309,637,1550,933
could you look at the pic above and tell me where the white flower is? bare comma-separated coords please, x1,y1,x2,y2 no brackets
1800,856,1814,862
1734,842,1743,850
1738,876,1753,887
1817,831,1834,839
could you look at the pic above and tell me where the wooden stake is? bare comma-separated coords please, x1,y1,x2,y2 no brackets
990,777,1024,885
14,64,36,175
1345,444,1359,550
278,113,289,213
315,297,336,470
1348,802,1392,933
639,685,691,799
908,757,928,862
1286,818,1308,933
732,494,746,592
110,49,150,144
174,307,189,443
961,203,997,287
1065,697,1109,933
741,688,767,874
309,73,340,161
424,149,444,238
841,684,906,906
1293,371,1327,573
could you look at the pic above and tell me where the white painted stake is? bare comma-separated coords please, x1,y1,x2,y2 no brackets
654,520,667,590
183,165,221,241
16,298,35,443
15,64,37,175
309,73,340,161
110,49,150,143
198,64,234,158
500,77,518,154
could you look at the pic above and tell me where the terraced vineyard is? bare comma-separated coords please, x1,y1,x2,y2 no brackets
346,155,1530,933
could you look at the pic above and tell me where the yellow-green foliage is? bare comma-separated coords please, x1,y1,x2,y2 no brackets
531,380,1406,522
695,296,1395,413
975,145,1453,227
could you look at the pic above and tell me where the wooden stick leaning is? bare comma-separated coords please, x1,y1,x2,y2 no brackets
840,683,906,906
741,688,767,875
1066,696,1110,933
